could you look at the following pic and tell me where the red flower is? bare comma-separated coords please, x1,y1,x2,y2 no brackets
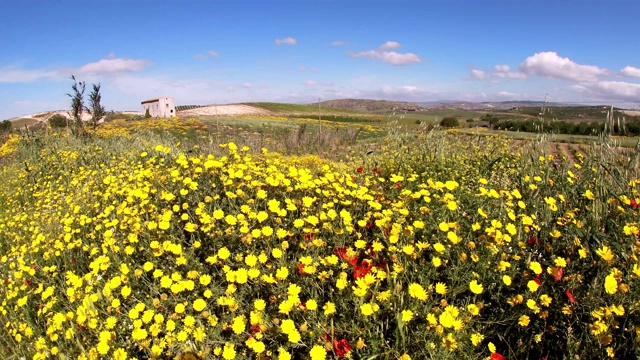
304,232,316,241
333,339,352,356
491,353,506,360
534,278,541,286
395,182,402,189
353,260,373,279
565,288,576,304
552,267,563,282
631,198,638,209
297,263,307,275
321,333,332,342
334,247,358,266
527,236,537,245
356,167,363,173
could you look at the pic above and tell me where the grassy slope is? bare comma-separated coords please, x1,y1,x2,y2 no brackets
244,102,364,115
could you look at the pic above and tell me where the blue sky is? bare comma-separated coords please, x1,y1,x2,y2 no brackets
1,0,639,119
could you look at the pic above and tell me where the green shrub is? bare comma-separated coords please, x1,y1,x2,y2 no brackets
440,117,460,128
0,120,11,133
49,114,68,128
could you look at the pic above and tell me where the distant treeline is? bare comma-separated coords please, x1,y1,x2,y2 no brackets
491,117,640,136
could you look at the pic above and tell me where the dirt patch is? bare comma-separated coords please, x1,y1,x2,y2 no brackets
624,110,640,116
178,104,273,117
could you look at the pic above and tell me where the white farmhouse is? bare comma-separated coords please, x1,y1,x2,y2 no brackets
141,97,175,118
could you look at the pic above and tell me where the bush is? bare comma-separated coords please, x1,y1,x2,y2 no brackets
466,118,475,123
48,114,68,128
440,117,460,128
0,120,11,133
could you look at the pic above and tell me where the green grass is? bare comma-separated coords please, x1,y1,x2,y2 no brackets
454,127,640,147
244,102,364,115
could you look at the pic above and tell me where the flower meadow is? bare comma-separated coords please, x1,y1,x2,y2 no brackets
0,118,639,360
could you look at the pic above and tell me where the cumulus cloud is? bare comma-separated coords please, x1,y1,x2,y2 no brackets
378,41,402,51
519,51,609,82
492,64,527,79
348,41,424,66
275,37,297,45
471,69,488,79
572,80,640,102
621,66,640,78
76,55,150,75
330,40,347,46
0,67,60,83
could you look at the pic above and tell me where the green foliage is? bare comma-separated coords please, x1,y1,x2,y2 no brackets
145,108,151,118
0,120,11,133
440,116,460,127
48,114,68,128
88,83,105,127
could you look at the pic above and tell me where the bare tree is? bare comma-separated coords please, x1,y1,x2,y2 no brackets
88,83,105,127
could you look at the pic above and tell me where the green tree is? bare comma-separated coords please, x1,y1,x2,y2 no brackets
67,75,88,136
145,109,151,118
88,83,105,128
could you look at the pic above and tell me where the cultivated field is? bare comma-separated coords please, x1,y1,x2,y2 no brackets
0,111,639,360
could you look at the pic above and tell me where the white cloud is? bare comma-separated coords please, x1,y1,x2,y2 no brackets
378,41,402,51
242,82,252,89
348,42,424,66
621,66,640,78
519,51,609,82
572,80,640,102
208,50,220,57
497,91,519,98
299,66,305,72
193,54,206,59
492,64,527,80
275,37,297,45
76,56,150,75
330,40,347,46
471,69,488,79
494,65,510,73
0,67,60,83
303,80,317,86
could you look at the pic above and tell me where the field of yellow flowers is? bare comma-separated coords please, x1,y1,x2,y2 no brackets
0,118,639,360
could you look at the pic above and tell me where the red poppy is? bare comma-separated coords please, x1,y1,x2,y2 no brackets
552,267,563,282
631,198,638,209
334,247,358,266
490,353,506,360
527,236,537,245
353,260,373,279
297,263,307,275
356,167,363,173
565,288,576,304
395,182,402,189
249,324,261,337
534,278,541,286
304,232,316,241
321,333,332,342
333,339,352,356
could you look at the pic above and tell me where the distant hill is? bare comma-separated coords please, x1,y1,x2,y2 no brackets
315,99,425,113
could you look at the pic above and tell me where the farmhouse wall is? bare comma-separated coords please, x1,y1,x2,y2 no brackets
141,97,176,118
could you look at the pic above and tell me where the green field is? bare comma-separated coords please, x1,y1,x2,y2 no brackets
1,108,640,360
